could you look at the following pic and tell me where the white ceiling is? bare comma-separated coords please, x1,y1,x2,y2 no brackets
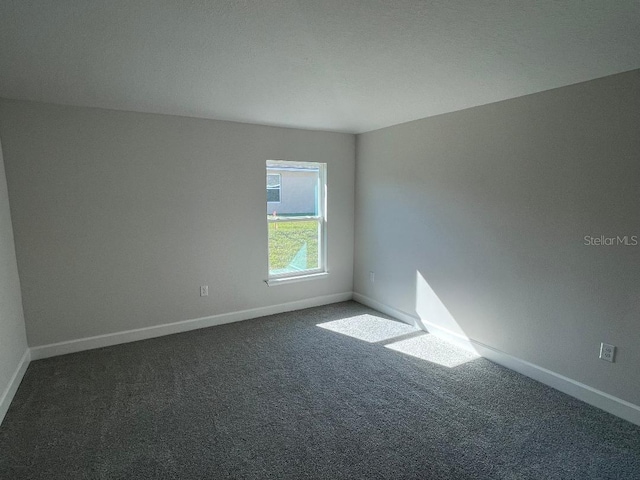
1,1,639,133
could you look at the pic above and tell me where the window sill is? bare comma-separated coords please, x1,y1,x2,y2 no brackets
266,272,329,286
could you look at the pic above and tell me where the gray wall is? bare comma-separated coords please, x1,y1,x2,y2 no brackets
354,70,640,405
0,135,28,401
0,99,355,347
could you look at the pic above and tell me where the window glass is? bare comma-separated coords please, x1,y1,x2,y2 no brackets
266,161,326,278
266,173,281,202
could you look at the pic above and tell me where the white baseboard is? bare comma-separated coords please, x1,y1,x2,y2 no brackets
471,341,640,427
353,292,419,327
31,292,353,360
353,292,640,427
0,349,31,426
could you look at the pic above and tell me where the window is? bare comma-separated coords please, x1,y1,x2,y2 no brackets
266,160,327,282
266,173,281,203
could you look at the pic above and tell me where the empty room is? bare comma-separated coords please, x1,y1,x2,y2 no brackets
1,1,639,478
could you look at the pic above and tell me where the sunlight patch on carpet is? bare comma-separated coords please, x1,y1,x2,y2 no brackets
385,334,480,368
316,314,418,343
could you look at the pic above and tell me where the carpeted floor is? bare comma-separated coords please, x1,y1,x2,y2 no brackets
1,301,639,479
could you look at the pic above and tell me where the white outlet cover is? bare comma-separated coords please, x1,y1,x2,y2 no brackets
599,342,616,363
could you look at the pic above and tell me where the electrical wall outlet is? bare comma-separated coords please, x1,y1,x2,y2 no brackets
369,271,375,283
200,285,209,297
599,342,615,363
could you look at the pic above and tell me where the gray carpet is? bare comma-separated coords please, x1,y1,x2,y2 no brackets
1,301,639,479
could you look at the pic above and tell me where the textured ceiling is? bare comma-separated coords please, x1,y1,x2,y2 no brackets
1,1,639,133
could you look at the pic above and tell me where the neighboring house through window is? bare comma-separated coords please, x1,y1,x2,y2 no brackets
266,160,327,282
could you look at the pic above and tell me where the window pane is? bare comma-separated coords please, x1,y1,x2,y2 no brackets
266,173,281,203
267,174,280,188
267,188,280,202
268,220,319,275
266,165,319,216
266,160,326,279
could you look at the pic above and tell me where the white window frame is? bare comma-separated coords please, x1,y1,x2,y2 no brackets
266,173,281,203
266,160,327,284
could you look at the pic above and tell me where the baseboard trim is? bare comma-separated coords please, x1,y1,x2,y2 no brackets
353,292,419,326
31,292,353,361
471,340,640,427
353,292,640,427
0,349,31,426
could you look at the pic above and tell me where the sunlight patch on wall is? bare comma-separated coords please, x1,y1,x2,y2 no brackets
416,271,468,340
385,334,479,368
316,314,417,343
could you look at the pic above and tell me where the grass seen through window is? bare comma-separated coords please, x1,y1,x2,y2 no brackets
268,221,319,272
